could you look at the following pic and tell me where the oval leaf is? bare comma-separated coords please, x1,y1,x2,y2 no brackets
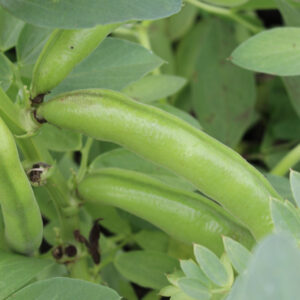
232,28,300,76
114,250,179,289
290,170,300,207
178,278,211,300
7,277,120,300
0,0,182,29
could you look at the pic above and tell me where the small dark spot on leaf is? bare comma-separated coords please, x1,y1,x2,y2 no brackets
70,45,74,50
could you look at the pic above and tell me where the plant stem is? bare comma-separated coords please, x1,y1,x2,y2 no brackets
271,144,300,176
185,0,262,33
77,137,93,183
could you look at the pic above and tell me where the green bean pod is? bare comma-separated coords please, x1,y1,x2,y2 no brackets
0,117,43,254
30,24,119,99
78,168,254,255
37,89,281,239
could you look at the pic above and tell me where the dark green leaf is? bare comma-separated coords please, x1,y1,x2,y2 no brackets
0,0,182,29
114,250,179,289
49,38,163,96
7,277,121,300
0,250,54,299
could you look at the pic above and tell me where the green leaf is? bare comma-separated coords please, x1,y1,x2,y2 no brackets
0,0,181,29
178,278,211,300
160,285,181,297
291,170,300,207
239,0,276,10
282,77,300,117
0,250,54,299
16,24,52,75
266,173,294,204
180,260,210,286
193,245,230,287
178,19,256,147
122,75,187,103
142,290,161,300
0,7,23,51
166,3,198,41
49,38,163,97
271,198,300,239
114,250,179,289
153,103,202,130
34,123,82,152
276,0,300,27
134,230,169,252
232,28,300,76
204,0,248,7
89,148,195,192
7,277,121,300
223,236,252,274
227,234,300,300
0,53,13,91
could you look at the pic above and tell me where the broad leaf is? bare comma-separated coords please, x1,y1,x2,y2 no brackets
0,53,13,91
271,198,300,239
204,0,249,7
232,28,300,76
0,0,182,29
49,38,163,97
177,19,256,147
223,236,252,274
291,170,300,207
0,250,54,299
7,277,121,300
123,75,186,103
34,124,82,152
227,234,300,300
114,250,179,289
193,245,230,287
177,278,211,300
134,230,169,252
180,260,210,286
0,7,23,51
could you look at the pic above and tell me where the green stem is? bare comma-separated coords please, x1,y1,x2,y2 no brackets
271,144,300,176
77,137,93,183
186,0,262,33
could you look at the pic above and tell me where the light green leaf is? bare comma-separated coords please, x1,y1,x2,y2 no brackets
153,103,202,130
204,0,249,7
178,278,211,300
16,24,52,71
0,0,182,29
166,3,198,41
271,198,300,239
50,38,163,96
7,277,121,300
291,170,300,207
123,75,186,103
180,260,210,286
223,236,252,274
276,0,300,27
178,19,256,147
34,123,82,152
194,245,230,287
227,234,300,300
114,250,179,289
134,230,169,252
232,28,300,76
0,7,24,51
89,148,195,192
0,53,13,91
160,285,181,297
0,250,54,299
239,0,276,10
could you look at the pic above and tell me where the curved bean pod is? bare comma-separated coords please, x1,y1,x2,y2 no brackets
37,89,281,239
30,24,119,99
0,117,43,254
78,168,254,255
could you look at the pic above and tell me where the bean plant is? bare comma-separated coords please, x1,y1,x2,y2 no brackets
0,0,300,299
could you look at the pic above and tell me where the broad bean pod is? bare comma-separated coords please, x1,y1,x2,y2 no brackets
30,24,119,99
0,117,43,254
37,89,281,239
78,168,254,255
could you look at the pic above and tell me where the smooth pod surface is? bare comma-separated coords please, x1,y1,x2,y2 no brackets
78,168,254,255
0,117,43,254
30,24,119,98
38,89,281,239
